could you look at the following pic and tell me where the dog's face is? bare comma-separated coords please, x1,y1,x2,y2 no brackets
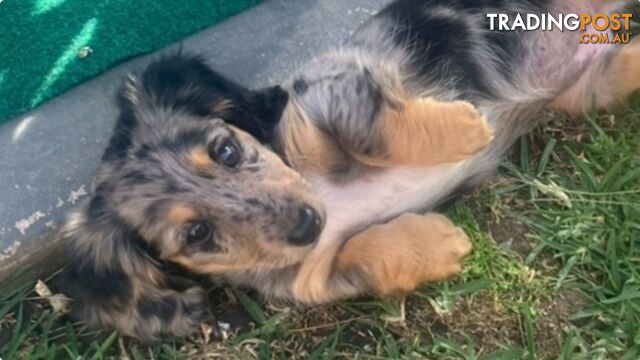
103,118,325,272
105,55,325,271
61,55,324,341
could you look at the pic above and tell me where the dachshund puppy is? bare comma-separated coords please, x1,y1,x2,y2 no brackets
61,0,639,341
60,53,480,341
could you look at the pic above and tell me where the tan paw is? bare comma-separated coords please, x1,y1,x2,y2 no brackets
449,101,493,159
354,97,492,167
338,213,472,297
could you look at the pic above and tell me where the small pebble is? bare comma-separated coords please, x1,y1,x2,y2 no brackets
78,46,93,59
218,321,231,332
218,321,231,340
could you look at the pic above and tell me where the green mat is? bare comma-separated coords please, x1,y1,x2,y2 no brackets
0,0,262,123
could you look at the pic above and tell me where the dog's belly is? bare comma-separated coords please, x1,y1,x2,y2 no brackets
309,163,468,248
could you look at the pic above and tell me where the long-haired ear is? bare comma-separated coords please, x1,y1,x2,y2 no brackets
59,195,211,342
123,53,290,143
228,85,289,142
127,53,246,117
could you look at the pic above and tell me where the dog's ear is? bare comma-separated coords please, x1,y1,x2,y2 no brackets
121,54,289,143
232,85,289,142
60,194,211,342
121,54,232,117
250,85,289,125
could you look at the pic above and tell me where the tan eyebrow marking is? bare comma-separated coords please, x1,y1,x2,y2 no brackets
167,204,198,224
188,146,214,170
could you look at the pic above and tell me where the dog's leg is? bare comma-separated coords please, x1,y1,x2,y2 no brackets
335,213,472,297
290,213,471,303
349,98,493,168
552,40,640,114
282,71,492,173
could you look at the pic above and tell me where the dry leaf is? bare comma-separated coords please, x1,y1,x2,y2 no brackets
34,279,71,314
118,337,131,360
34,279,52,297
201,323,213,345
48,294,71,314
533,179,572,208
190,323,215,345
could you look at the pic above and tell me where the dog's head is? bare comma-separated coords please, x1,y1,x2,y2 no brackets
61,55,325,341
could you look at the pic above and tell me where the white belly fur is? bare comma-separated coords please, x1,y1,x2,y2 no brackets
309,161,468,248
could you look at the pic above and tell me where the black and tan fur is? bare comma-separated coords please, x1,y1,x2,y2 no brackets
61,0,639,341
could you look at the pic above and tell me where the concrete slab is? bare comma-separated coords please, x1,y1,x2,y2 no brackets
0,0,392,289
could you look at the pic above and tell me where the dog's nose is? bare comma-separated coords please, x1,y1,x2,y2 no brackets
288,205,322,246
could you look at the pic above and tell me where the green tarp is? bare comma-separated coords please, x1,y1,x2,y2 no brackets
0,0,262,122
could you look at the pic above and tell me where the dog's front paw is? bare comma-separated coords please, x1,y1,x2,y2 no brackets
127,286,213,342
449,101,493,159
338,213,472,297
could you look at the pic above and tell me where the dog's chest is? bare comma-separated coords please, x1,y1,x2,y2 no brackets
308,163,467,247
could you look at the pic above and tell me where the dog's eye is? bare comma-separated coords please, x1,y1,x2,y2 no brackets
210,139,241,168
186,221,211,244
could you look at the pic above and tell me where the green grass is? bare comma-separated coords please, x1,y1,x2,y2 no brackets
2,96,639,359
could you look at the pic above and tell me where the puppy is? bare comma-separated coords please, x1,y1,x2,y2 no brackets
59,53,480,341
61,0,640,341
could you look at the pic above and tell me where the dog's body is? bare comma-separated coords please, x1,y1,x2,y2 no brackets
233,0,639,303
287,0,634,241
61,0,639,340
266,0,639,302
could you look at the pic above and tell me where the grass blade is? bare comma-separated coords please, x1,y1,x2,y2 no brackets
537,138,557,176
88,331,118,360
308,325,342,360
521,305,537,360
235,289,267,326
611,166,640,192
598,156,630,191
601,286,640,304
383,332,400,359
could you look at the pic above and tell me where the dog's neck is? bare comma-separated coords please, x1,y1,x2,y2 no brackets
272,98,324,171
272,97,357,181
